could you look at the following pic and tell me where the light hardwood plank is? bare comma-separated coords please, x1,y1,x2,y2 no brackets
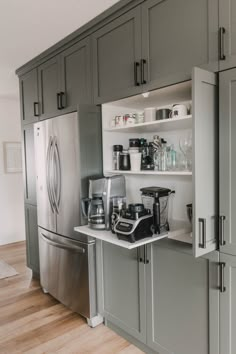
0,241,144,354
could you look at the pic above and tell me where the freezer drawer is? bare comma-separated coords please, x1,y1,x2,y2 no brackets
38,227,97,319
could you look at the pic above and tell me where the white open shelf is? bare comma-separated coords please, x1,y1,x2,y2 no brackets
168,232,192,244
105,170,192,176
74,220,191,250
105,115,192,133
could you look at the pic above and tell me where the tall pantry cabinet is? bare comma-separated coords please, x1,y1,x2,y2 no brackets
219,68,236,354
20,72,40,277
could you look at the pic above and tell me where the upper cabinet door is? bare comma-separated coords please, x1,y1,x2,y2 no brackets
92,7,142,104
219,0,236,70
38,56,60,120
20,69,39,124
60,38,92,107
219,69,236,256
141,0,219,92
192,67,218,258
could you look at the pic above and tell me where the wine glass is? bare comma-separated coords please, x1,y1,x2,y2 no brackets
179,136,192,171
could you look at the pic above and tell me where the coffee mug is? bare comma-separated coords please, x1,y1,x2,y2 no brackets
170,104,188,118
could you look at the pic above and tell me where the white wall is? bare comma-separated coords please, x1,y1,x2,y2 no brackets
0,97,25,245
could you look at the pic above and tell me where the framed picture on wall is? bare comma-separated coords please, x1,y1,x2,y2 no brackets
3,142,22,173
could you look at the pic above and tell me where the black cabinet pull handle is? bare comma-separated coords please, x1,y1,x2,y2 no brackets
141,59,147,85
198,218,206,249
134,62,140,86
57,93,61,110
143,245,149,264
219,215,226,246
219,27,226,60
60,92,66,109
33,102,39,117
219,262,226,293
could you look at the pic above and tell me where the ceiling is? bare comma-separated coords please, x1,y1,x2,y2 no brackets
0,0,120,99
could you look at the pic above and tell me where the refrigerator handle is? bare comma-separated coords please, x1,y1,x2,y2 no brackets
54,137,61,211
46,137,55,213
51,138,59,214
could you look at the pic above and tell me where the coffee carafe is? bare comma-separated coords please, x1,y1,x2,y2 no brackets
82,175,126,230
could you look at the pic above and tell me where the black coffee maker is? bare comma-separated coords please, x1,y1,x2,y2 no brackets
140,187,174,234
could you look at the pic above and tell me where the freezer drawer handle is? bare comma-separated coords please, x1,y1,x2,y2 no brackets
40,233,86,254
219,215,226,246
198,218,206,249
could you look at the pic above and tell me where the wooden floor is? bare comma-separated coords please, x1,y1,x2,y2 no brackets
0,241,143,354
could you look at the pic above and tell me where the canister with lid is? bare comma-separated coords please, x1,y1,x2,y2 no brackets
112,145,123,170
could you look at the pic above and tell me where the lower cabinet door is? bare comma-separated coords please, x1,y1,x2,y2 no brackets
25,204,39,275
102,242,146,343
219,253,236,354
146,242,219,354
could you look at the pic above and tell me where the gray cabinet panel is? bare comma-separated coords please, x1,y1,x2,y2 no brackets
25,203,39,275
92,7,142,103
219,0,236,70
20,69,39,124
61,38,92,106
38,56,60,120
219,69,236,256
23,124,37,206
102,243,146,343
219,253,236,354
141,0,219,91
146,243,219,354
192,67,218,257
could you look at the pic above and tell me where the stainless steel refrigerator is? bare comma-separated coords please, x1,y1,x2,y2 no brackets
34,106,103,326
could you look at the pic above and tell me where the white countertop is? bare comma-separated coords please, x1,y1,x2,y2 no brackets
74,220,191,249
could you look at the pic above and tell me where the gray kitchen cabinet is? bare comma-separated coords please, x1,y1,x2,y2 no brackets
22,124,37,206
219,253,236,354
25,203,39,277
92,7,142,104
38,38,93,119
219,0,236,70
219,68,236,256
102,242,146,343
38,56,60,120
102,241,219,354
20,68,39,124
146,242,219,354
141,0,219,92
60,37,92,107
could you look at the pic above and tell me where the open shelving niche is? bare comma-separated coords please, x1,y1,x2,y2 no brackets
98,81,193,248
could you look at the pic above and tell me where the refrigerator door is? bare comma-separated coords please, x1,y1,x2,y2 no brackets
52,112,82,239
34,119,56,232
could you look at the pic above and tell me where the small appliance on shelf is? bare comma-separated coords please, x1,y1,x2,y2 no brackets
81,175,126,230
114,203,153,243
114,186,175,243
140,186,175,234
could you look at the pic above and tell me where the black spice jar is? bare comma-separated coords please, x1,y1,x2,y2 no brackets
112,145,123,170
129,138,140,148
120,150,131,170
